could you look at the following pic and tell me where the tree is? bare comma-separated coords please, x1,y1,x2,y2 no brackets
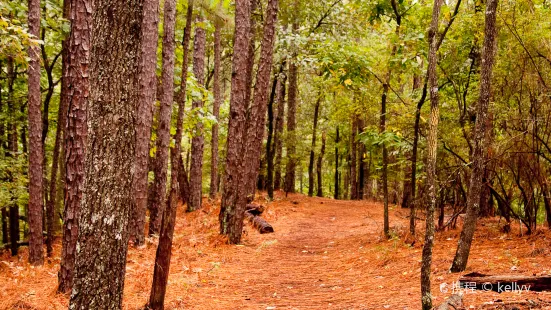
219,0,252,242
188,12,207,212
308,95,321,197
148,1,193,309
421,0,443,308
273,69,286,190
284,9,299,194
27,0,44,266
209,16,222,199
317,131,326,197
450,0,499,273
148,0,178,234
242,0,280,201
68,0,143,307
58,0,91,294
131,0,160,246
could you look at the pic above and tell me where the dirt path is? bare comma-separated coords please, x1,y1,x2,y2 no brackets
2,192,551,309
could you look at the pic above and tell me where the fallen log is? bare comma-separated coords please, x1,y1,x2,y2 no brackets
434,294,462,310
459,272,551,292
245,211,274,234
245,204,265,216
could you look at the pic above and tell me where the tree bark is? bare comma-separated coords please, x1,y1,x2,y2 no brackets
148,2,193,308
284,18,299,194
27,0,44,266
308,96,321,197
334,127,339,200
219,0,252,243
242,0,280,203
1,208,7,244
131,0,160,246
421,0,443,308
273,69,286,190
68,0,143,307
409,84,427,235
58,0,90,294
266,69,280,199
188,14,207,212
148,0,178,232
350,114,358,199
209,18,222,200
317,131,326,197
450,0,498,273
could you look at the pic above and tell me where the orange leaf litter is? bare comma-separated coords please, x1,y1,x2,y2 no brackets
1,192,551,309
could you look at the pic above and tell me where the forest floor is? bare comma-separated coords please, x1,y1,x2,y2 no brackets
1,192,551,309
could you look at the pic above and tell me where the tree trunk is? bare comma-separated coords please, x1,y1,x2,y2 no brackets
334,127,339,200
409,84,427,235
188,14,207,212
273,69,286,190
68,0,142,307
148,2,193,308
266,68,280,199
350,115,358,199
209,18,222,200
131,0,160,246
148,0,178,232
1,208,7,244
308,96,320,197
6,58,19,257
381,83,389,237
358,118,365,199
27,0,44,266
58,0,90,294
317,132,326,197
219,0,252,243
284,20,299,194
421,0,443,308
450,0,498,273
242,0,279,202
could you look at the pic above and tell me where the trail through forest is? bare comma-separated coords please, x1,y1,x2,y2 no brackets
1,193,551,309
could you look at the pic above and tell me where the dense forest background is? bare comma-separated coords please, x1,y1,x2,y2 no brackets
1,0,551,308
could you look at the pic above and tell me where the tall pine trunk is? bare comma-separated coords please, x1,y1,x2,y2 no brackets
273,70,286,190
420,0,443,308
317,131,326,197
334,127,339,199
308,96,320,197
188,14,207,211
27,0,44,266
450,0,498,273
131,0,160,246
148,0,178,233
209,18,222,199
242,0,280,201
58,0,90,294
265,69,279,199
68,0,143,307
148,1,193,308
350,114,358,199
219,0,252,242
284,18,299,194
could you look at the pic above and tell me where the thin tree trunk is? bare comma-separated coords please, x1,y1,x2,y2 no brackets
381,83,389,237
350,114,358,199
421,0,443,308
58,0,90,294
46,74,67,257
1,208,7,244
131,0,160,246
266,69,279,199
68,0,143,307
284,18,299,194
6,58,19,257
148,0,178,232
450,0,498,273
27,0,44,266
308,96,320,197
219,0,252,242
273,69,286,190
148,2,193,308
357,118,365,199
209,18,222,199
334,127,339,200
317,131,326,197
188,14,207,212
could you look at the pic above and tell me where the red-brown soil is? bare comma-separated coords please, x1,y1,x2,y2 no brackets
1,192,551,309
